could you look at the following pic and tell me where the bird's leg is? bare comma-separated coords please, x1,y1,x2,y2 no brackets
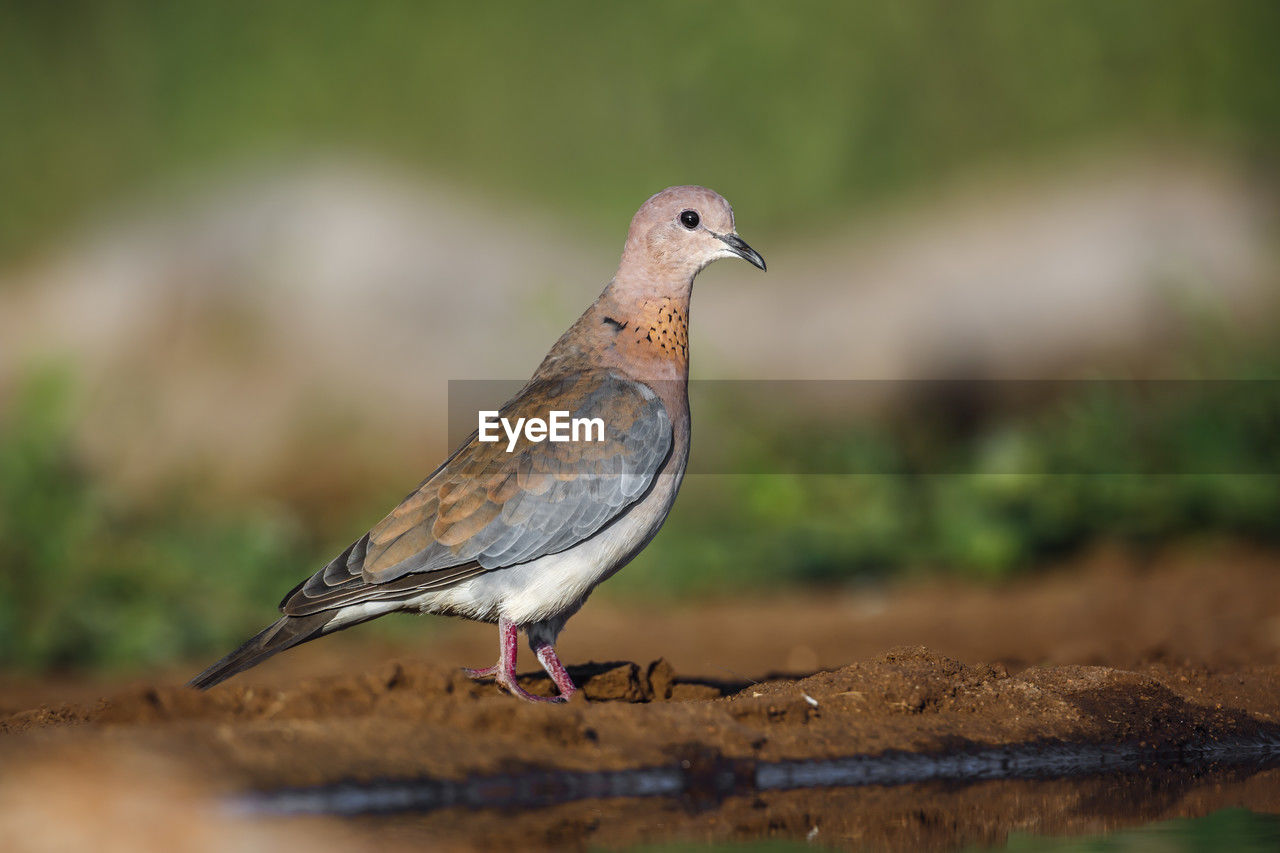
463,616,518,680
465,617,565,703
463,617,516,680
534,642,578,700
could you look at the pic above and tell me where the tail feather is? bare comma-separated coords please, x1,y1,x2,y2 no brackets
188,613,331,690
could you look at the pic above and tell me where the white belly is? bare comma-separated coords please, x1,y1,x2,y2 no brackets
402,465,684,626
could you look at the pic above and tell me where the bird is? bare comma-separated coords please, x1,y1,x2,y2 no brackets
189,186,765,702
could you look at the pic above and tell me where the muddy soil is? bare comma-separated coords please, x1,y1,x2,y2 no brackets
2,544,1279,851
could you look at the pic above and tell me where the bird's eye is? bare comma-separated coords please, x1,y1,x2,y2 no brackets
679,210,700,230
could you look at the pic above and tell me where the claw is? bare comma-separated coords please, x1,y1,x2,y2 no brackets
463,617,578,702
497,676,566,703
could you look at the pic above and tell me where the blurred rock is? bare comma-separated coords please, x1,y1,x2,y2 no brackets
0,154,1272,503
698,152,1274,383
0,165,606,508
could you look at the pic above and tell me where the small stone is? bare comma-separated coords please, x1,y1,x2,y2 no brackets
647,658,676,700
582,662,647,702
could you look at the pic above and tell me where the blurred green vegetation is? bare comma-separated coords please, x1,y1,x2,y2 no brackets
2,2,1279,672
612,324,1280,594
1,0,1277,263
0,367,311,672
3,330,1279,670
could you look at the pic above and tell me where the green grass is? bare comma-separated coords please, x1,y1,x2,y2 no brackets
2,0,1277,263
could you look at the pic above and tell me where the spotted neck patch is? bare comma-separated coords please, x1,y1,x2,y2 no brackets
625,298,688,363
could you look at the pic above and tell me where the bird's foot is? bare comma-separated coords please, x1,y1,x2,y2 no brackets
467,617,577,702
467,662,568,702
497,675,567,703
463,663,499,680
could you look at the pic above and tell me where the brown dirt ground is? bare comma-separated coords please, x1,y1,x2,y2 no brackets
2,543,1279,851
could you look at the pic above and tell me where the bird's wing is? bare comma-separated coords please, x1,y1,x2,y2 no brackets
280,371,673,616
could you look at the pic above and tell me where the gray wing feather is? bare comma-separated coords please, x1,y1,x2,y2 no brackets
281,372,672,617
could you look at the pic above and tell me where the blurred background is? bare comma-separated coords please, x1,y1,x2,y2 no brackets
1,0,1278,674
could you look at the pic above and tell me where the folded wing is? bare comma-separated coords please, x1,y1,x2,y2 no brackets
280,371,673,616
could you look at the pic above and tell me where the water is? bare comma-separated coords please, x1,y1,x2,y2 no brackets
235,737,1280,849
1000,808,1280,851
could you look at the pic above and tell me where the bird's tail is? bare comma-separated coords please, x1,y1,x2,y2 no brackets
188,612,335,690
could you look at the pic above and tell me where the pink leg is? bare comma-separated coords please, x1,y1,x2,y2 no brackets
534,643,578,699
463,618,565,703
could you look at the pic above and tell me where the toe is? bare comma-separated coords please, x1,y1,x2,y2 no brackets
498,677,564,703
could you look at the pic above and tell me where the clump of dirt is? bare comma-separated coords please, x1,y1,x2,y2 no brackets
4,646,1278,788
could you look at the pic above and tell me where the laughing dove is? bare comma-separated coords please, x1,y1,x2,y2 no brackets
190,186,765,701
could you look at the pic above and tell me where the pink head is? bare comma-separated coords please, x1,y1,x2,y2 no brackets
617,186,766,283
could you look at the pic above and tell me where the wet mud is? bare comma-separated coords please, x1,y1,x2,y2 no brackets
3,545,1280,850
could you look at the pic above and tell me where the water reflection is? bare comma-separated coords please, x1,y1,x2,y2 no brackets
239,738,1280,850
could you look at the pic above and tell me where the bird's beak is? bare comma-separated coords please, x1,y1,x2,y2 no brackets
717,233,767,271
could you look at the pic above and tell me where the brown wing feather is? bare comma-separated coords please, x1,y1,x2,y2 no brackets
280,370,672,617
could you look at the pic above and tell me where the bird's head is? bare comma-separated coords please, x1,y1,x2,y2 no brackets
620,185,766,281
